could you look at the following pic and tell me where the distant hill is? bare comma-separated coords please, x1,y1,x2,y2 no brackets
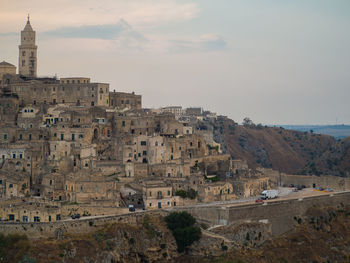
202,117,349,176
278,125,350,140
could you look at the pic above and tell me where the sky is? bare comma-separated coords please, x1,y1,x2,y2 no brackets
1,0,349,125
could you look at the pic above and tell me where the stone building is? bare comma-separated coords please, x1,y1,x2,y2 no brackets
18,16,37,77
0,172,30,199
142,180,179,209
197,181,234,202
0,61,16,85
109,91,142,110
65,172,119,205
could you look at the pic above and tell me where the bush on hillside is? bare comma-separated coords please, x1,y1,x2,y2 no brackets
164,211,201,252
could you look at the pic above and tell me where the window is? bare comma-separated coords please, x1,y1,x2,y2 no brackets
149,191,152,197
141,141,147,146
168,190,171,196
60,134,64,140
9,184,13,188
22,51,26,56
34,216,40,222
122,121,125,127
143,151,147,156
0,180,2,184
3,134,7,140
19,154,23,159
22,60,25,66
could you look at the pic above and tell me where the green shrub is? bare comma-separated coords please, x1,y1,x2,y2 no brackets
187,188,197,199
175,190,187,199
0,234,31,263
165,212,201,252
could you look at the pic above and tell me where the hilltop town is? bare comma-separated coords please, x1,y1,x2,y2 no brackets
0,18,274,223
0,17,349,228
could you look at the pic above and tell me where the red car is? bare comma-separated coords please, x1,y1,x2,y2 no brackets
255,199,264,203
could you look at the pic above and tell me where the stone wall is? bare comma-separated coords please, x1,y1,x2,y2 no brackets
269,173,350,191
174,191,350,236
0,211,166,239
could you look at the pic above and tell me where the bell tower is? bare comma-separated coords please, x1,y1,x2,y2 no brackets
18,15,37,77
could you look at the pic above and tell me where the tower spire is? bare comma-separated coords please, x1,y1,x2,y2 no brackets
27,14,30,23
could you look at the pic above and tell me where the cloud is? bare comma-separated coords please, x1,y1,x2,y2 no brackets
170,34,227,52
0,0,199,32
0,32,17,37
41,19,145,41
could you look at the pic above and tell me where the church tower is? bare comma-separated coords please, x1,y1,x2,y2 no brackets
18,15,37,77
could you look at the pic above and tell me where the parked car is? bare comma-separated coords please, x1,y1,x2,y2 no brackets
71,214,81,219
128,205,135,212
255,198,264,203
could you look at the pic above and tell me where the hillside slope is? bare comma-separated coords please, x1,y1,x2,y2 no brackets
206,117,338,174
306,137,350,176
182,205,350,263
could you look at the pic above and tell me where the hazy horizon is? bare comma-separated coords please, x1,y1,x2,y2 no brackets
1,0,349,125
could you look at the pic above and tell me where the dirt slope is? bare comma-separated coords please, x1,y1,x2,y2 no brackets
210,116,336,174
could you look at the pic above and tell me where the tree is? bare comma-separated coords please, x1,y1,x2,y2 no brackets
164,212,201,252
242,117,254,127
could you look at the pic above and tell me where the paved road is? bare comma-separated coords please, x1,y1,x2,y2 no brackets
63,187,334,221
